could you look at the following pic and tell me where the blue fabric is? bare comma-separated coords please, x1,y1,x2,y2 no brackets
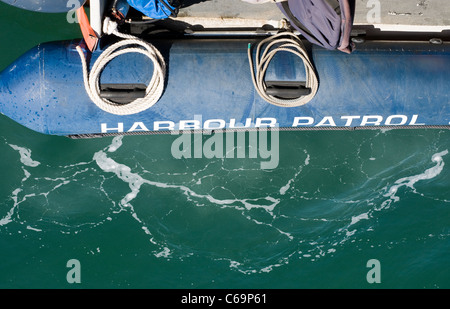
126,0,176,19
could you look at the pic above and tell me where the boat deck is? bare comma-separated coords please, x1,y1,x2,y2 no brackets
173,0,450,32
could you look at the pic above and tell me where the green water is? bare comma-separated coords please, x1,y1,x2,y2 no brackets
1,2,449,291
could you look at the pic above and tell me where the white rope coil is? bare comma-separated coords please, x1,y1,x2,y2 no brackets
248,32,319,107
76,18,166,115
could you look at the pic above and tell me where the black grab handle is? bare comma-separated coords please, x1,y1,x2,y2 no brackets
100,83,147,104
265,81,311,99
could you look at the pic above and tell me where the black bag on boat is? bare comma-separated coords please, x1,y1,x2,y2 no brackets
276,0,356,53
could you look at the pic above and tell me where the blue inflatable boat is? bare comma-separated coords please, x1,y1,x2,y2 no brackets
0,1,449,138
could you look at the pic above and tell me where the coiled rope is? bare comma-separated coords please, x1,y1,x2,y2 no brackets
248,32,318,107
76,18,166,115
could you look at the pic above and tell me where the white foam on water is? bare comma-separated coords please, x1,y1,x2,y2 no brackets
350,212,369,226
1,152,42,226
107,136,123,153
0,153,94,229
94,137,283,217
26,226,42,232
279,182,290,196
0,213,13,226
338,149,449,240
280,151,310,195
259,257,289,273
92,136,294,268
304,153,310,165
92,138,447,274
217,249,298,275
154,247,171,258
0,172,27,226
1,190,37,227
22,169,31,182
9,144,40,167
381,149,448,209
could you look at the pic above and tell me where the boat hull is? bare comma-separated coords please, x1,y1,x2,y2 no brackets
1,38,449,137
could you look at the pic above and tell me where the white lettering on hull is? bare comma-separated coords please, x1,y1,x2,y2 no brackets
100,114,426,133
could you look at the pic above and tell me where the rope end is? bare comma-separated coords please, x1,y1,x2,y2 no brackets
75,45,85,57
